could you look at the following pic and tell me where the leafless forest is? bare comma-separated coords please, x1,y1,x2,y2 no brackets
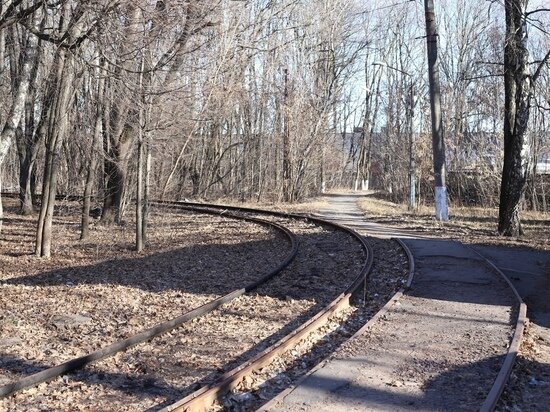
0,0,549,256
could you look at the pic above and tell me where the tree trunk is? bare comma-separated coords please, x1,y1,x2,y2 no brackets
100,101,136,225
17,34,42,215
282,68,292,202
136,133,144,251
143,143,151,242
0,27,4,75
18,142,38,215
101,144,129,224
35,49,75,258
136,52,146,252
424,0,449,221
81,60,106,240
0,29,38,233
100,5,143,224
498,0,532,236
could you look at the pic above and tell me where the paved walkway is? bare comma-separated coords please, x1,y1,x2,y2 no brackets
263,194,520,411
471,245,550,329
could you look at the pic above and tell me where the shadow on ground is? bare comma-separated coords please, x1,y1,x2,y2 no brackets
2,229,359,302
268,354,550,411
0,228,364,407
472,243,550,328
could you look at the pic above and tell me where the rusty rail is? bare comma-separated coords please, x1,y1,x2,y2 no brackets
0,206,298,398
159,201,374,412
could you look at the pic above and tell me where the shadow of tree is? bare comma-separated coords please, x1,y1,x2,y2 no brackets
471,243,550,328
255,353,550,411
3,239,286,295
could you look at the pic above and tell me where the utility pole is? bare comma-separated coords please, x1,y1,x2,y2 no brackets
424,0,448,221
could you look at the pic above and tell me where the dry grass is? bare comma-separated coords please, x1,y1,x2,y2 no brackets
356,192,549,251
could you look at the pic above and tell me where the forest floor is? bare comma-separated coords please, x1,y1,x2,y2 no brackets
354,191,549,251
0,198,291,410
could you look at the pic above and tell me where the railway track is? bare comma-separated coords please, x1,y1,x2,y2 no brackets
0,196,525,411
0,205,298,399
149,201,376,411
253,195,526,412
0,200,393,411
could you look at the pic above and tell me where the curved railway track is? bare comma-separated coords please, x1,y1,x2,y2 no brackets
151,201,376,411
0,206,298,399
0,200,377,411
0,208,298,397
0,197,525,411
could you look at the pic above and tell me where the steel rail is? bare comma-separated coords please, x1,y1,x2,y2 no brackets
471,247,528,412
159,200,375,307
158,201,374,412
0,206,299,399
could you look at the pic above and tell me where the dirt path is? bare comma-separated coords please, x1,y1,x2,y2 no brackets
319,193,550,412
265,194,520,411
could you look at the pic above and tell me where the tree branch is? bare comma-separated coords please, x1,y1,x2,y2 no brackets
532,49,550,83
525,8,550,17
0,0,41,31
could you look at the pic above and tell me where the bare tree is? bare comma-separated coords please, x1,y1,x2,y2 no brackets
33,1,120,257
498,0,550,235
81,58,107,240
0,17,39,232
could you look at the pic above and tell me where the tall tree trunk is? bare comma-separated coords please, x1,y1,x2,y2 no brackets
282,68,292,202
498,0,540,236
0,26,4,75
136,52,146,252
100,88,136,225
143,143,151,242
81,60,106,240
136,131,144,251
35,49,75,258
17,34,42,215
424,0,449,221
100,4,142,224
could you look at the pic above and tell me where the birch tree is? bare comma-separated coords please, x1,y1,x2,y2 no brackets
0,9,39,232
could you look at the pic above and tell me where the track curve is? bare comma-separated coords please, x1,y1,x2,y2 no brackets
1,200,375,412
156,201,374,412
0,206,298,398
261,193,526,412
